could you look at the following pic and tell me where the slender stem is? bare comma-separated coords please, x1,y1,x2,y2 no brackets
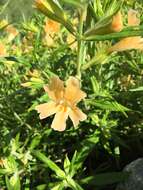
77,8,86,79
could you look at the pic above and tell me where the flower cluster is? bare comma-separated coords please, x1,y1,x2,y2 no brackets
109,9,143,52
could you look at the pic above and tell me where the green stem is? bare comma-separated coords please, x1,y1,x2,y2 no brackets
77,8,86,79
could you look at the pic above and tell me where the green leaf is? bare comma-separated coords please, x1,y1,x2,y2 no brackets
33,151,66,179
80,172,129,186
93,0,104,18
35,0,75,34
82,51,109,70
105,0,122,16
5,173,21,190
36,184,47,190
29,135,42,150
5,176,13,190
45,0,66,21
61,0,84,9
130,86,143,91
72,132,99,173
51,182,65,190
0,169,8,174
83,26,143,41
64,155,71,174
85,0,122,36
4,156,18,174
91,76,100,94
11,174,21,190
66,176,84,190
86,98,130,116
112,134,130,149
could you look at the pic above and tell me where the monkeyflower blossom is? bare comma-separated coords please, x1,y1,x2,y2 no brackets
0,42,7,57
111,11,123,32
35,76,87,131
108,9,143,53
44,19,60,34
44,19,60,46
5,25,18,42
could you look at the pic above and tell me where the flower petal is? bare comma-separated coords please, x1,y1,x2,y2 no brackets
64,77,86,105
69,107,87,127
44,19,60,34
0,43,7,57
111,11,123,32
44,76,64,102
44,34,54,46
35,101,57,119
51,106,69,131
128,9,140,26
108,37,143,52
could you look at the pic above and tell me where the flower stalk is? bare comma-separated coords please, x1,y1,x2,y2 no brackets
76,8,86,79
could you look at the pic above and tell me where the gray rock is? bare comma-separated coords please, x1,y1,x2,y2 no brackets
116,158,143,190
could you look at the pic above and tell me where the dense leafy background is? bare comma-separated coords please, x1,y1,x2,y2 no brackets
0,0,143,190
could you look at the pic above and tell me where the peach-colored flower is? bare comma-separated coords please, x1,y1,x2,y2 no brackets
44,19,60,34
43,19,60,46
108,9,143,52
0,158,4,168
5,25,18,42
67,33,77,50
35,76,87,131
111,11,123,32
0,42,7,57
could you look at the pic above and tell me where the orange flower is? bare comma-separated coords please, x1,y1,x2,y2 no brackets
111,11,123,32
0,159,4,167
35,76,87,131
108,9,143,52
44,19,60,34
5,25,18,42
44,19,60,46
0,42,7,57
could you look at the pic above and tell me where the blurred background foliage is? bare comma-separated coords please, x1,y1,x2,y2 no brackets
0,0,34,21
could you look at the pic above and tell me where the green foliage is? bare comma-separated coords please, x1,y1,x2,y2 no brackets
0,0,143,190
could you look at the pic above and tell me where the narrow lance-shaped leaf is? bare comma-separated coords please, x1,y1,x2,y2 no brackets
85,98,130,116
71,132,99,174
64,155,71,174
83,26,143,41
66,176,84,190
5,176,13,190
5,173,21,190
51,183,65,190
80,172,129,186
35,0,75,34
33,151,66,179
130,86,143,91
61,0,84,9
85,0,123,36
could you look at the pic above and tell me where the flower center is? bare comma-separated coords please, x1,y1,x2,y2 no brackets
59,98,71,108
